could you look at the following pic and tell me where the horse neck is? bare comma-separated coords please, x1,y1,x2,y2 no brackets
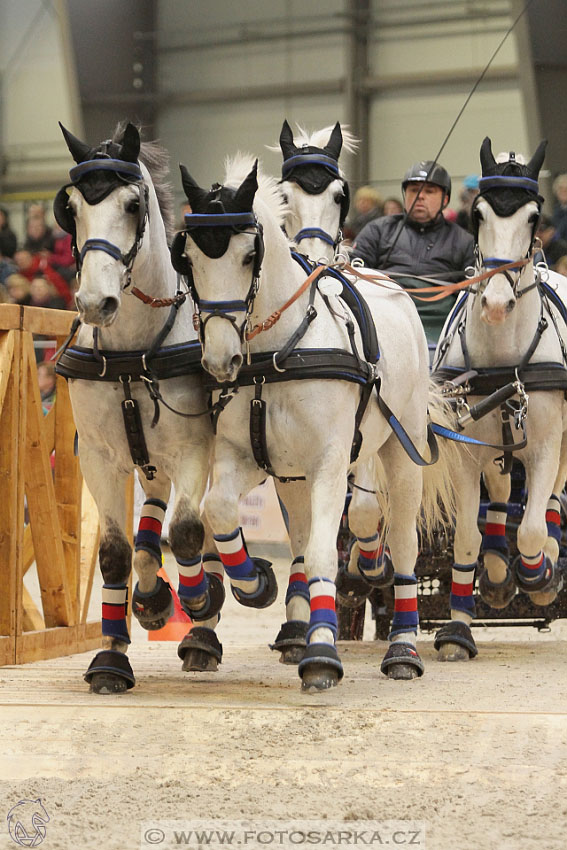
466,263,541,366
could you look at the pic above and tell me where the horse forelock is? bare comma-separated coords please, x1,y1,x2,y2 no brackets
223,154,288,228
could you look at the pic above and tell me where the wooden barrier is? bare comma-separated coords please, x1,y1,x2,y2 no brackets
0,304,133,666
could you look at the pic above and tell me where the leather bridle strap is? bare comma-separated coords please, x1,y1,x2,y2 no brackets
246,263,329,340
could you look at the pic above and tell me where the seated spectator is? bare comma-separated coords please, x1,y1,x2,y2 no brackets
50,224,76,283
5,273,31,305
552,173,567,242
0,255,17,286
37,361,57,412
343,186,383,242
14,249,72,306
0,207,18,259
535,215,567,271
23,216,55,255
382,197,403,216
29,275,68,310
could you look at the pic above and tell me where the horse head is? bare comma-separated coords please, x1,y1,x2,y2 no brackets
473,136,546,325
174,161,263,382
278,120,351,258
55,122,150,326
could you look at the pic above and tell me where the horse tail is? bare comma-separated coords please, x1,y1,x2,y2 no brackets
419,379,461,539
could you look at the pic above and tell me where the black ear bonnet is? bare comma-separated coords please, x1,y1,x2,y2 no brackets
472,136,547,241
171,179,264,287
53,136,147,237
279,121,350,226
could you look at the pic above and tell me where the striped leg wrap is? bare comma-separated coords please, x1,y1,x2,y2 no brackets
214,528,257,582
517,550,546,582
134,498,166,564
389,574,418,640
177,555,209,601
357,533,386,578
482,502,509,561
203,553,224,581
450,563,476,617
546,496,562,543
285,557,310,605
307,577,337,643
102,584,130,644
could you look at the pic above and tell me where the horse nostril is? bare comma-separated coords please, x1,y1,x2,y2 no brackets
480,295,487,309
507,299,515,313
101,296,119,315
230,353,243,372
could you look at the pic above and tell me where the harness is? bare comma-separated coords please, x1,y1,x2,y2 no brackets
54,152,205,481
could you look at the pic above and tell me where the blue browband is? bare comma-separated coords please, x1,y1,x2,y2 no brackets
478,175,539,193
282,154,340,177
184,212,257,229
69,158,143,183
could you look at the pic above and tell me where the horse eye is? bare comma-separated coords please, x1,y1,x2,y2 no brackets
528,212,539,225
126,200,139,215
473,208,483,223
334,192,344,205
281,193,289,205
243,251,256,267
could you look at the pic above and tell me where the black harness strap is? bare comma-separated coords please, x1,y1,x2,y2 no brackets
250,382,305,482
120,377,157,480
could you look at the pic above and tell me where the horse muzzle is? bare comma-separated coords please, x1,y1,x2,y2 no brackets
75,293,120,327
201,351,243,384
480,293,516,325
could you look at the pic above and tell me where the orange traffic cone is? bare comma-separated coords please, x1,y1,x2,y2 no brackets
148,566,193,641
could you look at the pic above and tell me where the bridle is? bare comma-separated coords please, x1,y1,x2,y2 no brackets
171,211,265,346
53,154,149,290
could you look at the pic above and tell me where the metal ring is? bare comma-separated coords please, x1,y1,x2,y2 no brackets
272,352,286,373
98,355,107,378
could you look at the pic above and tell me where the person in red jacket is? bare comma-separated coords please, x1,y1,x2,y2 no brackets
13,248,72,306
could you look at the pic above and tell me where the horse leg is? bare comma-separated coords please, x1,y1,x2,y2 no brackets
477,465,517,609
271,480,311,665
131,471,174,629
374,439,425,680
435,454,482,662
204,451,277,609
515,442,564,605
80,450,135,694
177,514,225,673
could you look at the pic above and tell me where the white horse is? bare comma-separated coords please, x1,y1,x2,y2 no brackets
431,136,567,661
172,153,455,689
267,121,394,657
54,123,227,692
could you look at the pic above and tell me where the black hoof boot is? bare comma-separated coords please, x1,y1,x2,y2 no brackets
178,627,223,672
270,621,308,664
230,558,278,609
179,572,226,621
381,642,424,679
478,567,516,609
132,576,173,630
358,557,394,589
335,562,372,608
298,643,344,691
434,621,478,661
84,650,135,694
514,556,564,605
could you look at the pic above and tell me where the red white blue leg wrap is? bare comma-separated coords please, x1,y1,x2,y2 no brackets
389,573,418,640
214,527,257,582
102,584,130,644
134,498,166,565
517,550,547,583
307,577,337,643
546,496,562,544
482,502,509,562
285,556,310,605
177,555,209,601
450,562,477,617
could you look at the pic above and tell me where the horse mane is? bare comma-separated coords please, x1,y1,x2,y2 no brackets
111,122,176,241
223,153,289,229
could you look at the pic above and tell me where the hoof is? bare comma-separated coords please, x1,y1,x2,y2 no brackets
380,642,424,678
335,562,371,608
478,567,516,609
269,621,307,665
298,643,343,691
514,556,563,605
179,572,225,621
437,642,470,662
230,558,278,609
84,650,135,693
178,626,222,672
132,576,173,630
434,621,478,659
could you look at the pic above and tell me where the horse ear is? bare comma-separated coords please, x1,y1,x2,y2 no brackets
480,137,497,174
59,122,92,163
179,164,209,210
526,140,547,179
234,160,258,211
119,123,141,162
324,122,343,160
279,120,297,160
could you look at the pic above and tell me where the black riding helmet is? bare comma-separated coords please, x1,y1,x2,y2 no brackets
402,161,452,202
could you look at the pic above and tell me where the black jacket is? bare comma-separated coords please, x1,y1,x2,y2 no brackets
351,213,475,282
